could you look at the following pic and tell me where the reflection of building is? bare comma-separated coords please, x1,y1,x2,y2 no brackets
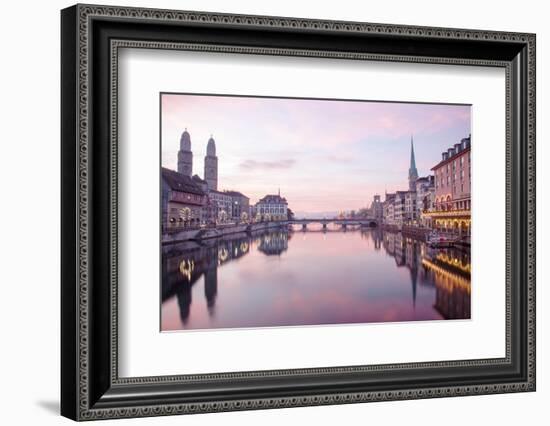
422,135,471,235
257,232,289,256
433,281,471,319
405,238,419,306
380,230,471,316
361,227,383,250
162,232,254,324
204,265,217,315
383,231,406,265
255,193,288,221
217,238,250,265
422,253,471,320
161,167,206,229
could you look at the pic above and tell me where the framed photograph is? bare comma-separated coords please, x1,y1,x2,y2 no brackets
61,4,536,421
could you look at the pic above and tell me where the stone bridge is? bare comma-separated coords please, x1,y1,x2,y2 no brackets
287,218,378,230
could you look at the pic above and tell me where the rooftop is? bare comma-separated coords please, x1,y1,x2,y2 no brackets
223,190,249,199
192,174,206,184
431,135,471,171
257,194,288,204
162,168,205,196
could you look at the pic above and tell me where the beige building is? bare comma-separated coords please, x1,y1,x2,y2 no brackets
255,193,288,221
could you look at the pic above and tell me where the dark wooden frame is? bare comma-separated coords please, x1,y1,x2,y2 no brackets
61,3,536,421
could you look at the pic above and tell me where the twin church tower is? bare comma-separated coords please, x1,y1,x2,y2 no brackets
177,129,218,191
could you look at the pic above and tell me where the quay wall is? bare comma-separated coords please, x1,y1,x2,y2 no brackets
162,221,288,245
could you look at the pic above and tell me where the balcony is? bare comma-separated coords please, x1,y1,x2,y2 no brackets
421,209,471,218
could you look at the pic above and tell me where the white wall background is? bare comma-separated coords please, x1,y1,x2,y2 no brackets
0,0,546,424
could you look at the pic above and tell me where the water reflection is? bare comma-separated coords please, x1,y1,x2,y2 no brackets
161,228,471,331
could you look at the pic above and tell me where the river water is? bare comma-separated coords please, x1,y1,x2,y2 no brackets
161,226,471,331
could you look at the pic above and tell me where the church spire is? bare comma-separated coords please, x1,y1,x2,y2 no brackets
408,135,419,191
410,135,416,170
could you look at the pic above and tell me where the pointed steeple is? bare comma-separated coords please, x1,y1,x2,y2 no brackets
410,135,417,170
408,135,419,191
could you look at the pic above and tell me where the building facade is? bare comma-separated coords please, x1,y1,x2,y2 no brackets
422,135,471,235
370,195,384,221
415,175,435,227
161,167,206,229
224,191,250,222
255,194,288,221
381,137,436,228
208,190,234,223
403,190,417,223
383,193,396,225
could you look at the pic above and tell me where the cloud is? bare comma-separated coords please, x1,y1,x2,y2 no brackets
239,159,296,171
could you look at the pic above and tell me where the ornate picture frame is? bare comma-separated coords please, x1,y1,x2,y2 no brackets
61,4,535,420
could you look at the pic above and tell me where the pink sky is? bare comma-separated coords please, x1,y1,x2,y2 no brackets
161,93,470,215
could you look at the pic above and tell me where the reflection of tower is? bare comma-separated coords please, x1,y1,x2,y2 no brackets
204,266,218,316
408,135,419,191
410,265,418,308
204,135,218,191
372,228,382,250
176,283,192,324
177,129,193,177
407,242,419,307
